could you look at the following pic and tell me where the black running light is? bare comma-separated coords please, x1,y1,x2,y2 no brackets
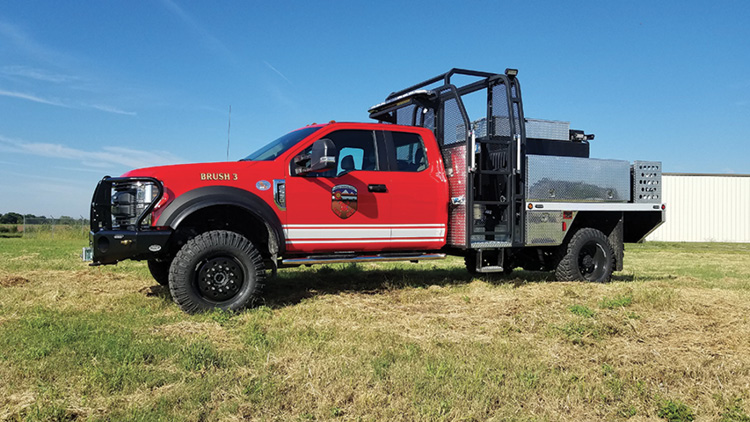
505,68,518,77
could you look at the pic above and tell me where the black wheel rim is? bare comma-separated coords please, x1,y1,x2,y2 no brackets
577,241,606,281
196,256,245,302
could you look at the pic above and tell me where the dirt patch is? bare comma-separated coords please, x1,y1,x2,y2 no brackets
0,275,31,287
139,285,169,297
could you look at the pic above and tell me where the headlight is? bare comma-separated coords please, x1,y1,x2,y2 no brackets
112,181,160,229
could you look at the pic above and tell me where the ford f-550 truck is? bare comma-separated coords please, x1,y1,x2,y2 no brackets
88,69,665,313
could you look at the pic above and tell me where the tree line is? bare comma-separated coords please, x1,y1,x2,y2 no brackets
0,213,88,225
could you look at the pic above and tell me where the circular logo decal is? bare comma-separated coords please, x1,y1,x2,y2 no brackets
256,180,271,191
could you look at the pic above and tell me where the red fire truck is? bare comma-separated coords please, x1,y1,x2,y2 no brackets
88,69,664,313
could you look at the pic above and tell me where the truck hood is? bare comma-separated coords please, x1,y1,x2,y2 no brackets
121,161,264,179
120,160,282,204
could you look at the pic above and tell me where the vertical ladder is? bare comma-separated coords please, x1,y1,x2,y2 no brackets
467,76,525,249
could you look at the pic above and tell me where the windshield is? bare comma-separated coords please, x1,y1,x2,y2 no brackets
241,126,322,161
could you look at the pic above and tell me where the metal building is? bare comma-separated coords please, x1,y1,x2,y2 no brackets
646,173,750,243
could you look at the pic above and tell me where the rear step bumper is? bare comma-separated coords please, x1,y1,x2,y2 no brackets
281,252,445,267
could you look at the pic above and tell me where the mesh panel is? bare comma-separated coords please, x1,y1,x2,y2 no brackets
491,84,511,137
443,97,466,145
396,104,416,126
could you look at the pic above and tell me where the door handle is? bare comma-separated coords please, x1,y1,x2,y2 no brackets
368,184,387,193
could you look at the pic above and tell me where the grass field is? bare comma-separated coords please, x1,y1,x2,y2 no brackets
1,237,749,421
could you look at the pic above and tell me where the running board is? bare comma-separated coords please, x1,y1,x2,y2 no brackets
281,253,446,266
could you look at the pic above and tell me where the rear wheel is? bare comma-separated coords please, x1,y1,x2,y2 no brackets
147,259,171,286
555,228,614,283
169,230,265,313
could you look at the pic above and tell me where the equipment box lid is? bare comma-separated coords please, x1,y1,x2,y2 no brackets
526,155,631,202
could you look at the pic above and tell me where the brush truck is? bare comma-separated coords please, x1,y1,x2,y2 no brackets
88,69,665,313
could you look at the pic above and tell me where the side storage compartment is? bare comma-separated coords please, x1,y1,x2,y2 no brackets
526,155,631,203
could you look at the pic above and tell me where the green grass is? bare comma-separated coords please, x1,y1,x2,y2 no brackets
658,398,695,422
600,293,633,309
1,239,750,420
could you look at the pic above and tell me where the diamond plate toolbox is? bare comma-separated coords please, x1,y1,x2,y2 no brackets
526,155,631,202
526,210,568,246
525,119,569,141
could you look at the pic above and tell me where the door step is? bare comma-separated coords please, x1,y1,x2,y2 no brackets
471,249,507,273
281,252,446,266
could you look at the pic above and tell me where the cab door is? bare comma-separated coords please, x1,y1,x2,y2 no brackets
382,129,448,251
284,129,391,253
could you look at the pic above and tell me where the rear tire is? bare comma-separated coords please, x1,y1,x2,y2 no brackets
169,230,265,314
147,259,171,286
555,228,614,283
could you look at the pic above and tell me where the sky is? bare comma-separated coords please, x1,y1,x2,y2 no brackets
1,0,749,217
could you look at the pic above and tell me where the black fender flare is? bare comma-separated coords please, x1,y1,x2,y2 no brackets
155,186,285,255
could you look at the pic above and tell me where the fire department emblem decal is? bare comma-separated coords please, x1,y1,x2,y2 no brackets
331,184,358,219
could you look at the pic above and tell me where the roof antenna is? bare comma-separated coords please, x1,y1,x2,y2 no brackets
226,105,232,161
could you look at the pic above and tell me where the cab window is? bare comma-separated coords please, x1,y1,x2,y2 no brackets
392,132,427,172
300,130,379,177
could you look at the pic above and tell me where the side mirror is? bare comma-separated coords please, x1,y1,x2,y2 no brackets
294,138,337,175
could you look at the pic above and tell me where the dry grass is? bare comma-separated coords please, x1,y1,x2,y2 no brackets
0,276,30,287
0,238,749,421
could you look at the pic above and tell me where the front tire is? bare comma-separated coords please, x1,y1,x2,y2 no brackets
169,230,265,313
147,259,171,286
555,228,614,283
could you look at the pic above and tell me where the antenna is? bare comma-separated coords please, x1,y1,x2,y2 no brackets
226,105,232,161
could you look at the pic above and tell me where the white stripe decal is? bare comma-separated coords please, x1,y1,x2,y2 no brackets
284,227,445,240
286,238,445,244
287,228,391,240
283,224,445,228
392,228,446,238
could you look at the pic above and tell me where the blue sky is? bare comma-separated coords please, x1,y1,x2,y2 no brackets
1,0,748,217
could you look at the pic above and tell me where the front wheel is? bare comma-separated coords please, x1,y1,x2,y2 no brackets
147,259,171,286
555,228,614,283
169,230,265,313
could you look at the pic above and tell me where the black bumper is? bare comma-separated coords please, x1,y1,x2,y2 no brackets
90,228,172,265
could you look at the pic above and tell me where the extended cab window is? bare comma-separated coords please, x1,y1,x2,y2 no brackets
392,132,427,172
302,130,379,177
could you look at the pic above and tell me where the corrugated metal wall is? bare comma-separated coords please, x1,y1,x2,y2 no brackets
647,174,750,242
